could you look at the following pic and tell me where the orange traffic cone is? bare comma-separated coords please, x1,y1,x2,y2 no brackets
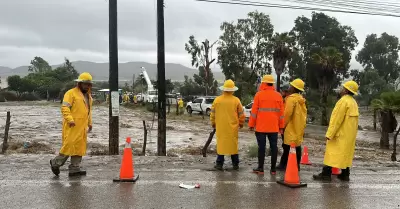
300,146,312,165
332,167,341,175
113,137,139,182
277,143,307,188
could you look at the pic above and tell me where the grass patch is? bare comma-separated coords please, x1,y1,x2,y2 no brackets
247,143,258,158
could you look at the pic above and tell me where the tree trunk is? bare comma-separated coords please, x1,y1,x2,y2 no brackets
391,125,400,161
320,91,328,126
373,109,377,131
380,110,392,149
276,73,281,92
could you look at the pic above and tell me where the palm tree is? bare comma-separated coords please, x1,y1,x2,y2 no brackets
372,91,400,153
311,47,344,126
272,32,294,92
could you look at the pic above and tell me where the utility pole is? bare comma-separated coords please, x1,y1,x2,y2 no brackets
109,0,119,155
157,0,167,156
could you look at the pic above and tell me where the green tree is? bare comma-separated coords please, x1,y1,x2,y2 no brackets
372,91,400,151
356,33,400,83
291,12,358,125
185,36,218,95
28,56,52,73
272,32,295,91
351,68,393,105
193,66,218,95
311,47,345,125
7,75,23,96
152,79,174,93
218,11,274,99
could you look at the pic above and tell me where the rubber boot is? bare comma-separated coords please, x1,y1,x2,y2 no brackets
337,167,350,181
214,164,223,171
50,160,60,176
253,167,264,175
313,166,332,181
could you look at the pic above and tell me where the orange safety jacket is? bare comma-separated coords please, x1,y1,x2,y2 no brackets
248,84,284,133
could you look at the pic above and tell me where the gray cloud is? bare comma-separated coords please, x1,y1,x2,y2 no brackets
0,0,399,72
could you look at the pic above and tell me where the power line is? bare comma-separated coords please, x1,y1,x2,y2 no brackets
194,0,400,18
278,0,400,14
228,0,400,14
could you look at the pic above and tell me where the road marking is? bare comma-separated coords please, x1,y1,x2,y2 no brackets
1,179,400,190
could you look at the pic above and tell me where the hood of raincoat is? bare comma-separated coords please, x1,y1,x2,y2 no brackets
259,83,275,91
283,93,307,146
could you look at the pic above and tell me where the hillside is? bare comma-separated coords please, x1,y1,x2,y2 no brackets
0,61,225,82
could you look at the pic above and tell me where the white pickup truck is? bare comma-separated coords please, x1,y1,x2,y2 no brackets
186,96,216,116
243,101,253,119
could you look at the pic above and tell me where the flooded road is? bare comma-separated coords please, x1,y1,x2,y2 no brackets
1,155,400,209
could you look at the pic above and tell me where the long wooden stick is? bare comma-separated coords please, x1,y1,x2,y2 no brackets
142,120,148,156
202,129,216,157
2,111,11,154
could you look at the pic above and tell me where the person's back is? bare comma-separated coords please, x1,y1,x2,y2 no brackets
248,75,284,175
284,93,307,145
210,80,245,171
249,84,284,133
213,94,242,129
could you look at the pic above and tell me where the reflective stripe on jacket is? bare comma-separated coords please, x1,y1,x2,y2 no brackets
248,84,284,133
59,87,93,156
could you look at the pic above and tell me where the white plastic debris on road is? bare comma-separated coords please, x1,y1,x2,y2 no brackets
179,183,200,189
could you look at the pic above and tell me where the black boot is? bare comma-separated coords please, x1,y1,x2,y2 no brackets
253,167,264,174
313,166,332,181
50,160,60,176
337,167,350,181
214,164,223,171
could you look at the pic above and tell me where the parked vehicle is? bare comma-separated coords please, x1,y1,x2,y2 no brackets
243,101,253,119
186,96,216,116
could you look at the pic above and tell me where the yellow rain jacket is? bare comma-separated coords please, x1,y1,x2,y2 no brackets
210,93,245,155
60,87,93,156
323,95,359,168
284,93,307,146
178,99,184,108
123,93,129,103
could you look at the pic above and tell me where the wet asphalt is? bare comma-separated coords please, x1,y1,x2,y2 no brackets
1,158,400,209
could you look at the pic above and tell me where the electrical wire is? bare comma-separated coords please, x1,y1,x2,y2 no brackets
277,0,400,14
228,0,400,14
194,0,400,18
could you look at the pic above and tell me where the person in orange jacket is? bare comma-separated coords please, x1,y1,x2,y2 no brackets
249,75,284,175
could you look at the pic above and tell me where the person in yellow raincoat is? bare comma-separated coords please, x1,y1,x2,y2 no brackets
277,79,307,171
123,93,129,103
210,80,245,170
50,72,93,177
178,98,184,115
313,80,359,182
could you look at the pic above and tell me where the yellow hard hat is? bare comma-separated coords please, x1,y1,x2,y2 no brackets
343,80,358,95
261,75,275,84
290,78,305,92
219,79,238,92
75,72,93,83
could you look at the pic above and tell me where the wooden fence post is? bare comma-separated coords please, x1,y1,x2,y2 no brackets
142,120,148,156
2,111,11,154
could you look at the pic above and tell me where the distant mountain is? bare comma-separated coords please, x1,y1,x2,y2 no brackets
0,61,225,82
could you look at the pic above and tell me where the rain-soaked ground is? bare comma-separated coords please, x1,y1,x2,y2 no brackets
0,101,395,163
0,102,399,208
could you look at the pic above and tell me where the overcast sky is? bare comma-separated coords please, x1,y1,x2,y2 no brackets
0,0,399,70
